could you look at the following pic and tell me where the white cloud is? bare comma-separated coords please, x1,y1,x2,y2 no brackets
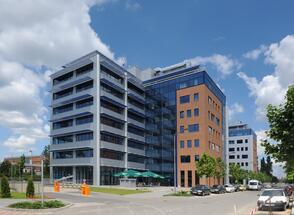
228,102,244,122
188,54,241,76
0,0,123,68
0,0,122,152
125,0,141,11
238,35,294,119
243,45,267,60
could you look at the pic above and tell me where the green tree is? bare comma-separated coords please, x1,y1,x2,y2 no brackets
229,163,246,183
265,156,273,176
260,157,266,173
26,178,35,198
215,157,226,184
42,145,50,177
0,160,11,177
18,154,25,178
1,176,11,198
196,153,216,186
262,85,294,180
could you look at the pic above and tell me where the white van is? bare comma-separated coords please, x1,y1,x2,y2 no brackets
248,180,261,191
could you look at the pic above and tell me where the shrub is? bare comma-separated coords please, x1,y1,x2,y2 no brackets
9,200,65,209
1,176,11,198
26,178,35,198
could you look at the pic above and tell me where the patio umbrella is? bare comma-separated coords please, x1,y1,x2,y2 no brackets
113,169,142,178
141,171,164,179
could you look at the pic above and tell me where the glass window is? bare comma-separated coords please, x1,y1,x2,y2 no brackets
208,96,212,105
245,162,248,166
194,108,199,116
195,155,200,161
237,155,240,159
76,132,93,141
53,119,73,129
245,139,248,143
229,148,235,152
194,139,200,147
101,133,124,145
208,126,213,134
187,140,192,148
188,124,199,132
237,147,240,151
229,140,234,144
194,93,199,101
180,140,185,148
180,111,185,119
180,126,185,133
53,135,73,144
76,80,93,93
229,155,235,159
187,110,192,118
76,149,93,158
245,147,248,151
242,154,248,159
53,151,73,159
180,95,190,104
76,97,93,109
76,114,93,125
180,155,190,163
237,139,243,144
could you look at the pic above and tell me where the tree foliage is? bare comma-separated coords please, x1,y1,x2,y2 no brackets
262,85,294,181
229,163,246,183
196,153,216,185
42,145,50,177
1,176,11,198
0,160,11,177
18,154,26,178
26,178,35,198
215,157,226,183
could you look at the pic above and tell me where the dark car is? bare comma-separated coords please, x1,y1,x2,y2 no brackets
191,185,210,196
210,185,226,194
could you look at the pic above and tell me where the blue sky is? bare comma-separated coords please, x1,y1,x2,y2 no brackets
0,0,293,177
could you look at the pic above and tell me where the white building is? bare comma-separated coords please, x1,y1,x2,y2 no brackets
228,123,258,172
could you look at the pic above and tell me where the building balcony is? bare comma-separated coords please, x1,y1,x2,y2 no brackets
51,123,95,136
50,140,95,151
127,89,145,104
128,103,145,115
128,132,145,143
51,105,95,121
127,118,145,129
100,72,125,91
127,161,145,170
51,157,95,166
100,124,125,137
100,141,125,152
100,90,125,105
128,147,145,156
100,107,125,121
52,88,95,106
100,158,125,168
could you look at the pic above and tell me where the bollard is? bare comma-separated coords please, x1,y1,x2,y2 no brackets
81,183,86,195
54,181,60,192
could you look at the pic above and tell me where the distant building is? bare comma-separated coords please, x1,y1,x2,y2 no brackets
4,156,42,175
228,123,258,172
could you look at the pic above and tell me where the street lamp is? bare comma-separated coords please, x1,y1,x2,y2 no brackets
29,150,33,178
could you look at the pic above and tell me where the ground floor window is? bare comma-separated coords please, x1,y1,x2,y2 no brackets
100,166,124,185
53,167,73,180
76,166,93,185
195,171,200,185
188,171,192,187
180,171,185,187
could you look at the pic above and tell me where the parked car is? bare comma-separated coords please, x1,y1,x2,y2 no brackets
210,185,226,194
248,180,262,191
283,186,293,202
225,184,236,193
257,189,289,211
191,185,211,196
239,184,246,191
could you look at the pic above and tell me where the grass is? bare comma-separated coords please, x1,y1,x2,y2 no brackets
90,187,150,195
9,200,65,209
164,191,192,197
1,192,48,199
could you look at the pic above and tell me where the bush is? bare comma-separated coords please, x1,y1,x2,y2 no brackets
26,178,35,198
9,200,65,209
1,176,11,198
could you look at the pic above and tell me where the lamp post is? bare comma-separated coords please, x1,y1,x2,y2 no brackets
29,150,33,178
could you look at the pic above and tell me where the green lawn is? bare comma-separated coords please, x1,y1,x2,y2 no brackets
90,187,150,195
164,191,192,197
1,192,47,199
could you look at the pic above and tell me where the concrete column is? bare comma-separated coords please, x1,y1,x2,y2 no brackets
93,53,101,186
73,166,76,183
124,72,128,170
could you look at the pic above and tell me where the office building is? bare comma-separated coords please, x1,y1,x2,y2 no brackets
50,51,226,187
228,123,258,172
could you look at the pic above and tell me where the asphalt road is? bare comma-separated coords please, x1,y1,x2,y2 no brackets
2,190,287,215
45,190,262,215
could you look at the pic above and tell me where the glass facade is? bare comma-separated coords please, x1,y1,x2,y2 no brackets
143,68,226,186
